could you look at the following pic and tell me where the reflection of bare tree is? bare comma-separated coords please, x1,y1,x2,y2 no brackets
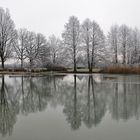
0,76,18,137
82,76,106,128
133,84,140,120
123,83,128,120
109,76,140,121
63,75,82,130
16,75,140,129
1,74,140,137
20,76,52,115
111,83,119,120
134,84,139,119
84,76,92,128
83,76,94,128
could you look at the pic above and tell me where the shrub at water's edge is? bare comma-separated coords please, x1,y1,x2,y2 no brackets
102,66,140,74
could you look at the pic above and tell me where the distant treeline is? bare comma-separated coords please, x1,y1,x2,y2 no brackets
0,7,140,72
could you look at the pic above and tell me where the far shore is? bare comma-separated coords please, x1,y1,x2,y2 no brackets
0,66,140,76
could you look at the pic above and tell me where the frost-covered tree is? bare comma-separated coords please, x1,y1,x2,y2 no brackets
107,25,140,65
62,16,80,72
15,30,48,68
14,28,28,68
0,8,17,68
107,25,119,64
25,31,42,68
81,19,92,72
119,25,130,65
130,28,140,64
81,19,105,71
48,35,64,65
37,43,50,67
25,31,36,68
90,20,105,71
35,33,49,67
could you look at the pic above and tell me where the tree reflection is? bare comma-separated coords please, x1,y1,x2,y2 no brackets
20,76,52,115
110,83,119,120
83,76,93,128
1,74,140,136
63,75,82,130
109,77,140,121
123,82,128,120
82,76,107,128
0,76,19,137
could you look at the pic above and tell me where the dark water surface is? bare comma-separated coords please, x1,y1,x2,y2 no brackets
0,74,140,140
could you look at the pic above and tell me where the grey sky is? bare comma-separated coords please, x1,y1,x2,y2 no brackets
0,0,140,37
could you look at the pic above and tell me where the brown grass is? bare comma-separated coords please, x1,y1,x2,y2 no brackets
102,66,140,74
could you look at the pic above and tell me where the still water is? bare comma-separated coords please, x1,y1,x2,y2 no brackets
0,74,140,140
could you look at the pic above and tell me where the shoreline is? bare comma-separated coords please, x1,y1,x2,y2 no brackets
0,67,140,75
0,71,140,76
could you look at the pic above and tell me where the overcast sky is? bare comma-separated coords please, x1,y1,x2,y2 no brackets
0,0,140,38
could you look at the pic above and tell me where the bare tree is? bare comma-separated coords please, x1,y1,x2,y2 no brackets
81,19,105,71
0,8,17,68
48,35,63,65
36,33,49,67
119,25,130,65
14,28,28,68
107,25,119,64
130,28,140,64
90,20,105,72
25,31,40,69
81,19,92,72
62,16,80,72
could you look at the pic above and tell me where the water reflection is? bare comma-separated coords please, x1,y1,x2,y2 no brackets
0,74,140,136
63,75,82,130
0,76,19,137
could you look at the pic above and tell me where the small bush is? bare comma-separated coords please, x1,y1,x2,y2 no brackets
47,65,67,71
13,68,27,72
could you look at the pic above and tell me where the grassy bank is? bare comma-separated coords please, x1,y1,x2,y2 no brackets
0,68,60,76
0,68,101,74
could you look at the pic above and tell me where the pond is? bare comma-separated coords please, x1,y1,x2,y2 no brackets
0,74,140,140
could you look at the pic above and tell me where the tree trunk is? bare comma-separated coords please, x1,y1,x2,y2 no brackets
122,44,126,65
73,45,77,73
90,43,95,73
74,60,77,73
53,53,56,64
115,46,118,64
1,56,4,69
30,59,33,70
87,42,91,72
21,59,23,69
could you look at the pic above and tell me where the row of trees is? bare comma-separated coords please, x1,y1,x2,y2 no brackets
108,25,140,65
1,7,140,72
